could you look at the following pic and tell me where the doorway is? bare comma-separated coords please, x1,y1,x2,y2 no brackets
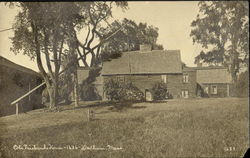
145,89,153,101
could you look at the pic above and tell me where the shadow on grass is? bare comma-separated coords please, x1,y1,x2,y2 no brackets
37,99,167,115
107,101,147,112
60,100,147,113
146,100,169,103
60,101,113,112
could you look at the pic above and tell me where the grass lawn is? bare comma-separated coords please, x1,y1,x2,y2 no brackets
0,97,249,158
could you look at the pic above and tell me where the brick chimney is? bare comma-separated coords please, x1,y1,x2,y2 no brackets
139,44,152,52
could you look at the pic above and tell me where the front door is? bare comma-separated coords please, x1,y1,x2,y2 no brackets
145,89,153,101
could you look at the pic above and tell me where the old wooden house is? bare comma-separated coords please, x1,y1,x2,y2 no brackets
194,66,233,97
101,45,198,100
77,45,233,101
0,56,43,117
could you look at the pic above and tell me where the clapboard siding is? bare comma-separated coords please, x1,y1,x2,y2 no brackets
0,63,43,117
165,74,183,98
103,73,196,99
181,70,197,98
199,83,231,97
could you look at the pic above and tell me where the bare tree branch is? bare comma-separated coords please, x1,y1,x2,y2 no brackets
83,25,91,47
58,35,65,71
76,46,89,67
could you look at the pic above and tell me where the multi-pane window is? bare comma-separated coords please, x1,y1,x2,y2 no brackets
183,74,189,83
181,90,189,98
211,85,217,94
161,75,167,83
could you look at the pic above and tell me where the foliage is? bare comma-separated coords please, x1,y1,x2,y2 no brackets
77,67,102,101
103,79,120,101
9,2,127,108
58,51,79,104
104,79,144,101
100,18,164,62
9,2,83,108
182,62,187,69
151,82,168,100
190,1,249,83
236,70,249,97
71,2,128,67
119,82,144,101
79,82,101,101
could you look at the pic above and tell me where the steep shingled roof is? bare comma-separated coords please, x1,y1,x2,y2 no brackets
102,50,182,75
195,67,232,84
0,56,41,77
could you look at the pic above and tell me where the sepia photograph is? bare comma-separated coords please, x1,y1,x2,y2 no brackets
0,1,249,158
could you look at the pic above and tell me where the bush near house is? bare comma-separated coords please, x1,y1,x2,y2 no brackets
104,79,144,101
104,79,121,101
151,82,168,100
120,82,144,101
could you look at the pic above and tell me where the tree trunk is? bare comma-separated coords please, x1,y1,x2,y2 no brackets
54,76,59,107
74,72,79,107
46,79,59,109
47,85,56,109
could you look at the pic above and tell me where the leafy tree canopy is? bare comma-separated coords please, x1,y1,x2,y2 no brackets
190,1,249,82
9,2,128,108
100,18,164,61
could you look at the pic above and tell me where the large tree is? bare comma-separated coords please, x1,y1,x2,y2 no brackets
62,2,128,107
9,2,128,108
66,2,128,68
10,2,84,109
190,1,249,83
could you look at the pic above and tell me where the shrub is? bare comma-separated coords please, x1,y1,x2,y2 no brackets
151,82,168,100
103,79,120,101
104,79,144,101
120,82,144,101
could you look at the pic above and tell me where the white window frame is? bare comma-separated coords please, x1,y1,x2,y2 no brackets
183,74,189,83
211,85,217,94
204,86,209,94
181,90,189,98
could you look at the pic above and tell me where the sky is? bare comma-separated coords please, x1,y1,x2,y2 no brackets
0,1,202,72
